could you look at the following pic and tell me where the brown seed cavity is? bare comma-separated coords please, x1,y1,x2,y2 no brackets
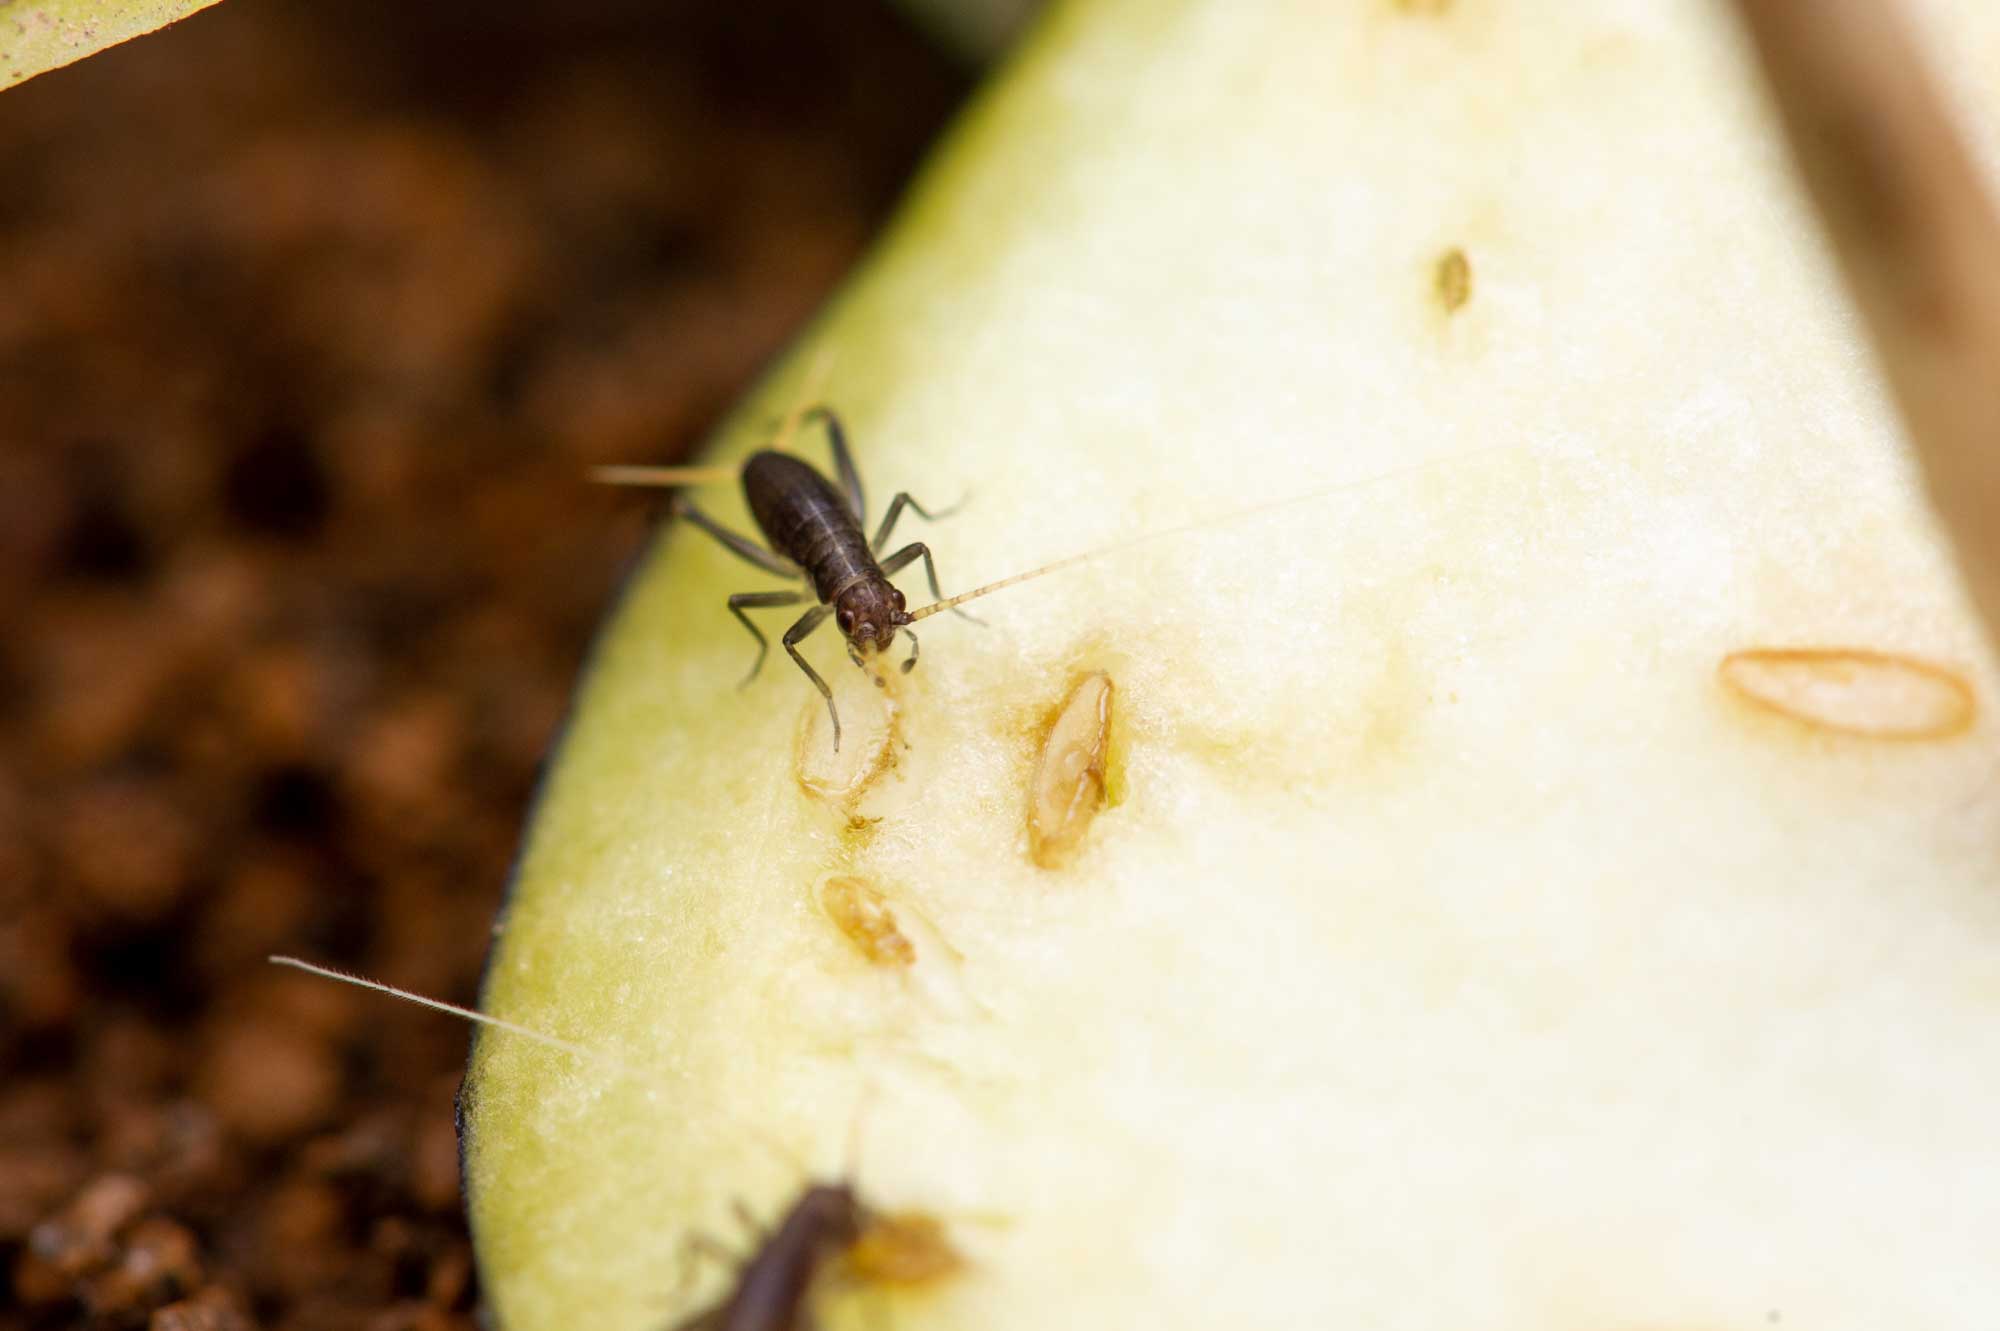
819,876,916,967
1718,646,1975,740
794,669,896,804
1028,672,1115,869
843,1211,963,1286
1433,247,1472,313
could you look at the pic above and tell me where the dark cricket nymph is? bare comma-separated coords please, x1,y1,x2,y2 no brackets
664,408,970,749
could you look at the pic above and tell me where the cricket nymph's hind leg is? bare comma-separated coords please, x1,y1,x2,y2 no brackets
799,406,867,526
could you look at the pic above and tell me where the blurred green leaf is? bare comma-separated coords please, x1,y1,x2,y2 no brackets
2,0,223,91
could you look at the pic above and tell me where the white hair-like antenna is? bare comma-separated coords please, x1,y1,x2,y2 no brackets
268,955,595,1060
907,440,1531,624
589,463,740,489
270,957,819,1192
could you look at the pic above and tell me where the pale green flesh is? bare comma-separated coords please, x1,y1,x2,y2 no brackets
465,2,2000,1328
0,0,224,89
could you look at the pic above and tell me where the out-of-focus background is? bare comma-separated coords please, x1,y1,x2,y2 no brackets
0,3,967,1325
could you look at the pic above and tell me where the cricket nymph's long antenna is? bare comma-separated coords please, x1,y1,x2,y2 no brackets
905,547,1104,623
906,440,1527,623
590,463,741,489
268,955,595,1059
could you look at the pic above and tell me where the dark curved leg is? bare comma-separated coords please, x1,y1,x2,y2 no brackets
678,496,798,578
783,605,839,748
879,541,983,625
800,406,866,525
870,491,965,554
728,589,806,685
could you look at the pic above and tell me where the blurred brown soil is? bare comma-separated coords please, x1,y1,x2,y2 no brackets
0,3,962,1326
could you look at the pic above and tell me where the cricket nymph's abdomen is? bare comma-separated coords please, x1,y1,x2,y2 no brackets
742,450,879,605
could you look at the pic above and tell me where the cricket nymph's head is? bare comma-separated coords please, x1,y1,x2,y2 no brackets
833,577,910,657
793,1182,868,1254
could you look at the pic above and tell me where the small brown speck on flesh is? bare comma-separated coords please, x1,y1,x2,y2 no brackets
1393,0,1454,15
1433,247,1472,313
1719,646,1976,740
843,1211,962,1286
1028,672,1114,869
841,814,883,853
819,876,915,967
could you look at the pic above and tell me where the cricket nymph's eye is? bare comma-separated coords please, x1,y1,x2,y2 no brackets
837,608,856,635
